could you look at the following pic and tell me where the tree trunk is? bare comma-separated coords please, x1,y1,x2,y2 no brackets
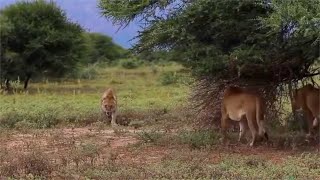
24,74,31,90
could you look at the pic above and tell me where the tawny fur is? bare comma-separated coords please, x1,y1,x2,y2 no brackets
292,84,319,137
221,86,268,147
101,88,118,126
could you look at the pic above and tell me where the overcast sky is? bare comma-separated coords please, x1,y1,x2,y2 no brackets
0,0,140,48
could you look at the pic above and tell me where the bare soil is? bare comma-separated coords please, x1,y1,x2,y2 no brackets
1,127,318,166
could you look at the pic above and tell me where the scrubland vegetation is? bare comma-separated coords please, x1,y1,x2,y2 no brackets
0,63,319,179
0,0,319,179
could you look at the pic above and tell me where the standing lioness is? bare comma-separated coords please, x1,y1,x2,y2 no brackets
101,88,118,126
221,86,268,147
292,84,319,138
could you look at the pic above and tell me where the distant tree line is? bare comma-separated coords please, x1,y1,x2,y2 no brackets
82,32,127,65
0,0,127,90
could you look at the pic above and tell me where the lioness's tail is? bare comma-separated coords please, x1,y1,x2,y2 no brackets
256,98,268,141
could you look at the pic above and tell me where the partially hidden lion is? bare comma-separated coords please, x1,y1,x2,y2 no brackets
221,86,269,147
101,88,118,126
292,84,319,138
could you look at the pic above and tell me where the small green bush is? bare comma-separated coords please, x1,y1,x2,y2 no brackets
159,72,179,85
150,64,158,74
67,64,99,80
119,58,142,69
77,65,99,80
0,111,23,128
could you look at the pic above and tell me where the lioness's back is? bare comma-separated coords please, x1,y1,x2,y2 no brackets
223,86,260,107
301,84,319,115
223,86,244,96
295,84,319,110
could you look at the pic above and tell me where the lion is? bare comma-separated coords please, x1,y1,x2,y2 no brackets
221,86,268,147
292,84,319,138
101,88,118,127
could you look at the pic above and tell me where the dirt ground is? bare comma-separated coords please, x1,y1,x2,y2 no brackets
0,126,319,179
1,127,318,162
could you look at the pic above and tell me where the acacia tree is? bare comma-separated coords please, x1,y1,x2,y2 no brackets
0,0,84,90
99,0,319,126
99,0,319,79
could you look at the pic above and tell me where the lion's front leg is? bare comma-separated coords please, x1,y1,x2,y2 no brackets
111,112,118,127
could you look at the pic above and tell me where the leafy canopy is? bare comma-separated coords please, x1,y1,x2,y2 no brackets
0,0,84,86
99,0,320,83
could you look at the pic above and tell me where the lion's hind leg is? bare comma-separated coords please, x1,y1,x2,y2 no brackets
258,119,268,141
238,119,247,143
246,111,258,147
220,112,229,145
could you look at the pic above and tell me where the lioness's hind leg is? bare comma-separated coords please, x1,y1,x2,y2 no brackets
220,113,229,144
258,119,268,141
238,120,247,142
247,112,258,147
305,109,315,139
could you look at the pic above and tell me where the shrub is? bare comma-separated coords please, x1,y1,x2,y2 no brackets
67,64,99,80
159,71,179,85
9,77,22,92
119,58,142,69
0,111,24,128
77,65,99,80
150,64,158,74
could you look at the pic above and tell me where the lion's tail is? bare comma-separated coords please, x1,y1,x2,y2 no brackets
256,98,268,141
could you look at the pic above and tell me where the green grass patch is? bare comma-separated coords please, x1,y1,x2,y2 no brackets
178,130,220,149
0,64,191,129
